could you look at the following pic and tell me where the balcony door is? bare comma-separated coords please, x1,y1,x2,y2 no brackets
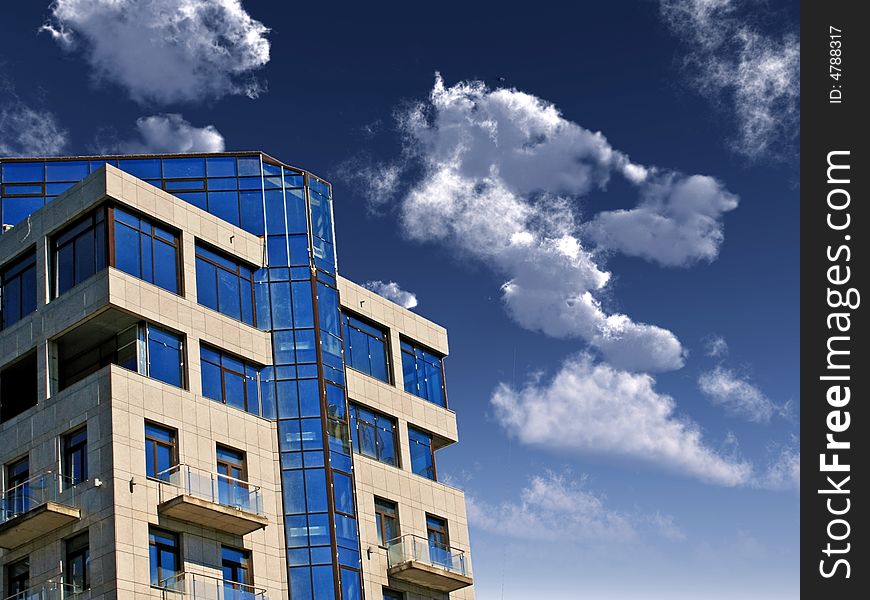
221,546,252,600
426,514,451,569
5,457,29,518
5,557,29,598
216,445,248,509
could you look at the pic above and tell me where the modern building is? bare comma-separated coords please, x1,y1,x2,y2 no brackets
0,153,474,600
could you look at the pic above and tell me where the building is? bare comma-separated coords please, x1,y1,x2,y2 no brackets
0,153,474,600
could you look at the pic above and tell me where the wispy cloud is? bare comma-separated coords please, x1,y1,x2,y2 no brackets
704,334,729,358
41,0,270,104
103,114,225,154
659,0,799,160
0,78,68,156
698,366,785,423
754,438,799,491
358,75,741,372
491,354,752,486
363,280,418,309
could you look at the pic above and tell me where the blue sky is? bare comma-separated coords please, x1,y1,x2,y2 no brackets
1,1,799,598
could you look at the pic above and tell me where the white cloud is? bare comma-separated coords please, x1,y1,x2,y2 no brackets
755,440,799,491
41,0,270,104
660,0,799,159
378,76,742,371
109,114,225,154
362,280,418,310
0,102,69,156
704,334,729,358
491,354,752,486
467,471,637,543
698,367,782,423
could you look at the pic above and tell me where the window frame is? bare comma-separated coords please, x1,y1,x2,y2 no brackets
0,248,37,330
62,426,88,486
143,323,186,389
194,241,257,326
52,206,108,298
341,310,391,384
221,545,253,588
65,530,90,593
110,206,183,295
144,422,178,480
399,337,448,408
200,343,261,415
374,497,400,548
408,426,437,481
349,403,399,468
149,527,181,589
383,589,404,600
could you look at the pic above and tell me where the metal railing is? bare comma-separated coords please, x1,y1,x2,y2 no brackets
156,465,264,516
158,572,267,600
2,581,90,600
0,472,80,525
386,534,468,577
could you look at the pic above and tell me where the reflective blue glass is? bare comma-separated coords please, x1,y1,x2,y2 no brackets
119,159,161,179
292,282,314,327
311,565,335,600
304,468,328,512
267,236,288,266
46,161,88,182
240,190,265,235
409,427,435,480
3,197,44,228
294,330,317,363
46,182,75,196
340,568,362,600
334,473,354,515
208,191,240,226
282,469,306,514
289,567,312,600
163,157,205,178
288,235,309,266
196,259,218,310
2,162,43,182
286,188,307,233
201,358,222,401
276,380,299,418
300,418,323,451
285,515,309,546
207,157,237,177
147,326,183,388
298,379,320,418
176,192,207,211
273,330,295,364
310,546,333,565
207,177,238,190
237,157,261,176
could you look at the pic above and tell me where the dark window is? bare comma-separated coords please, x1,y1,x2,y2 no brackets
375,498,399,546
149,528,180,588
408,427,436,480
65,531,90,593
145,325,185,388
195,243,255,326
221,546,252,589
426,515,451,568
341,313,389,383
0,350,38,423
62,427,88,486
349,404,397,467
4,457,29,518
5,557,29,598
112,207,180,294
383,589,404,600
401,340,446,407
200,345,260,415
0,250,37,329
145,423,177,480
53,209,107,297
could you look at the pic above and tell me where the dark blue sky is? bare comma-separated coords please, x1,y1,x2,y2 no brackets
1,2,799,598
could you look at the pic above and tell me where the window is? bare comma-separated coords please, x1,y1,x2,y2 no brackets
200,345,261,415
4,457,29,518
145,423,177,480
408,427,436,480
145,324,185,388
62,427,88,485
341,312,389,382
0,350,38,423
112,208,180,294
5,558,29,598
426,515,451,569
349,404,397,467
216,445,250,509
0,250,37,329
65,531,90,593
374,498,399,546
195,243,256,326
383,589,404,600
149,528,180,588
54,209,107,296
400,340,446,407
221,546,252,589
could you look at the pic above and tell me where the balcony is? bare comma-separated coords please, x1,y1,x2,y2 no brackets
2,581,89,600
0,473,81,549
158,572,267,600
156,465,267,535
386,535,473,592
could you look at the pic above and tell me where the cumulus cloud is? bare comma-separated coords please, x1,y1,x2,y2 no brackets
698,366,784,423
491,354,752,486
660,0,800,159
41,0,270,104
371,76,742,370
467,471,637,543
108,114,225,154
704,334,729,358
363,280,418,309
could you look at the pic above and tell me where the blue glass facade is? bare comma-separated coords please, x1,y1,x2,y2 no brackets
0,153,363,600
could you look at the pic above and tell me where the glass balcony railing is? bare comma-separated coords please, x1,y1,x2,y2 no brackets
0,472,80,525
2,581,90,600
158,572,267,600
156,465,264,516
386,534,468,577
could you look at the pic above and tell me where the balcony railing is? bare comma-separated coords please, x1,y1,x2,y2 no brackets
1,472,79,525
158,572,267,600
156,465,263,516
387,534,468,575
2,581,90,600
